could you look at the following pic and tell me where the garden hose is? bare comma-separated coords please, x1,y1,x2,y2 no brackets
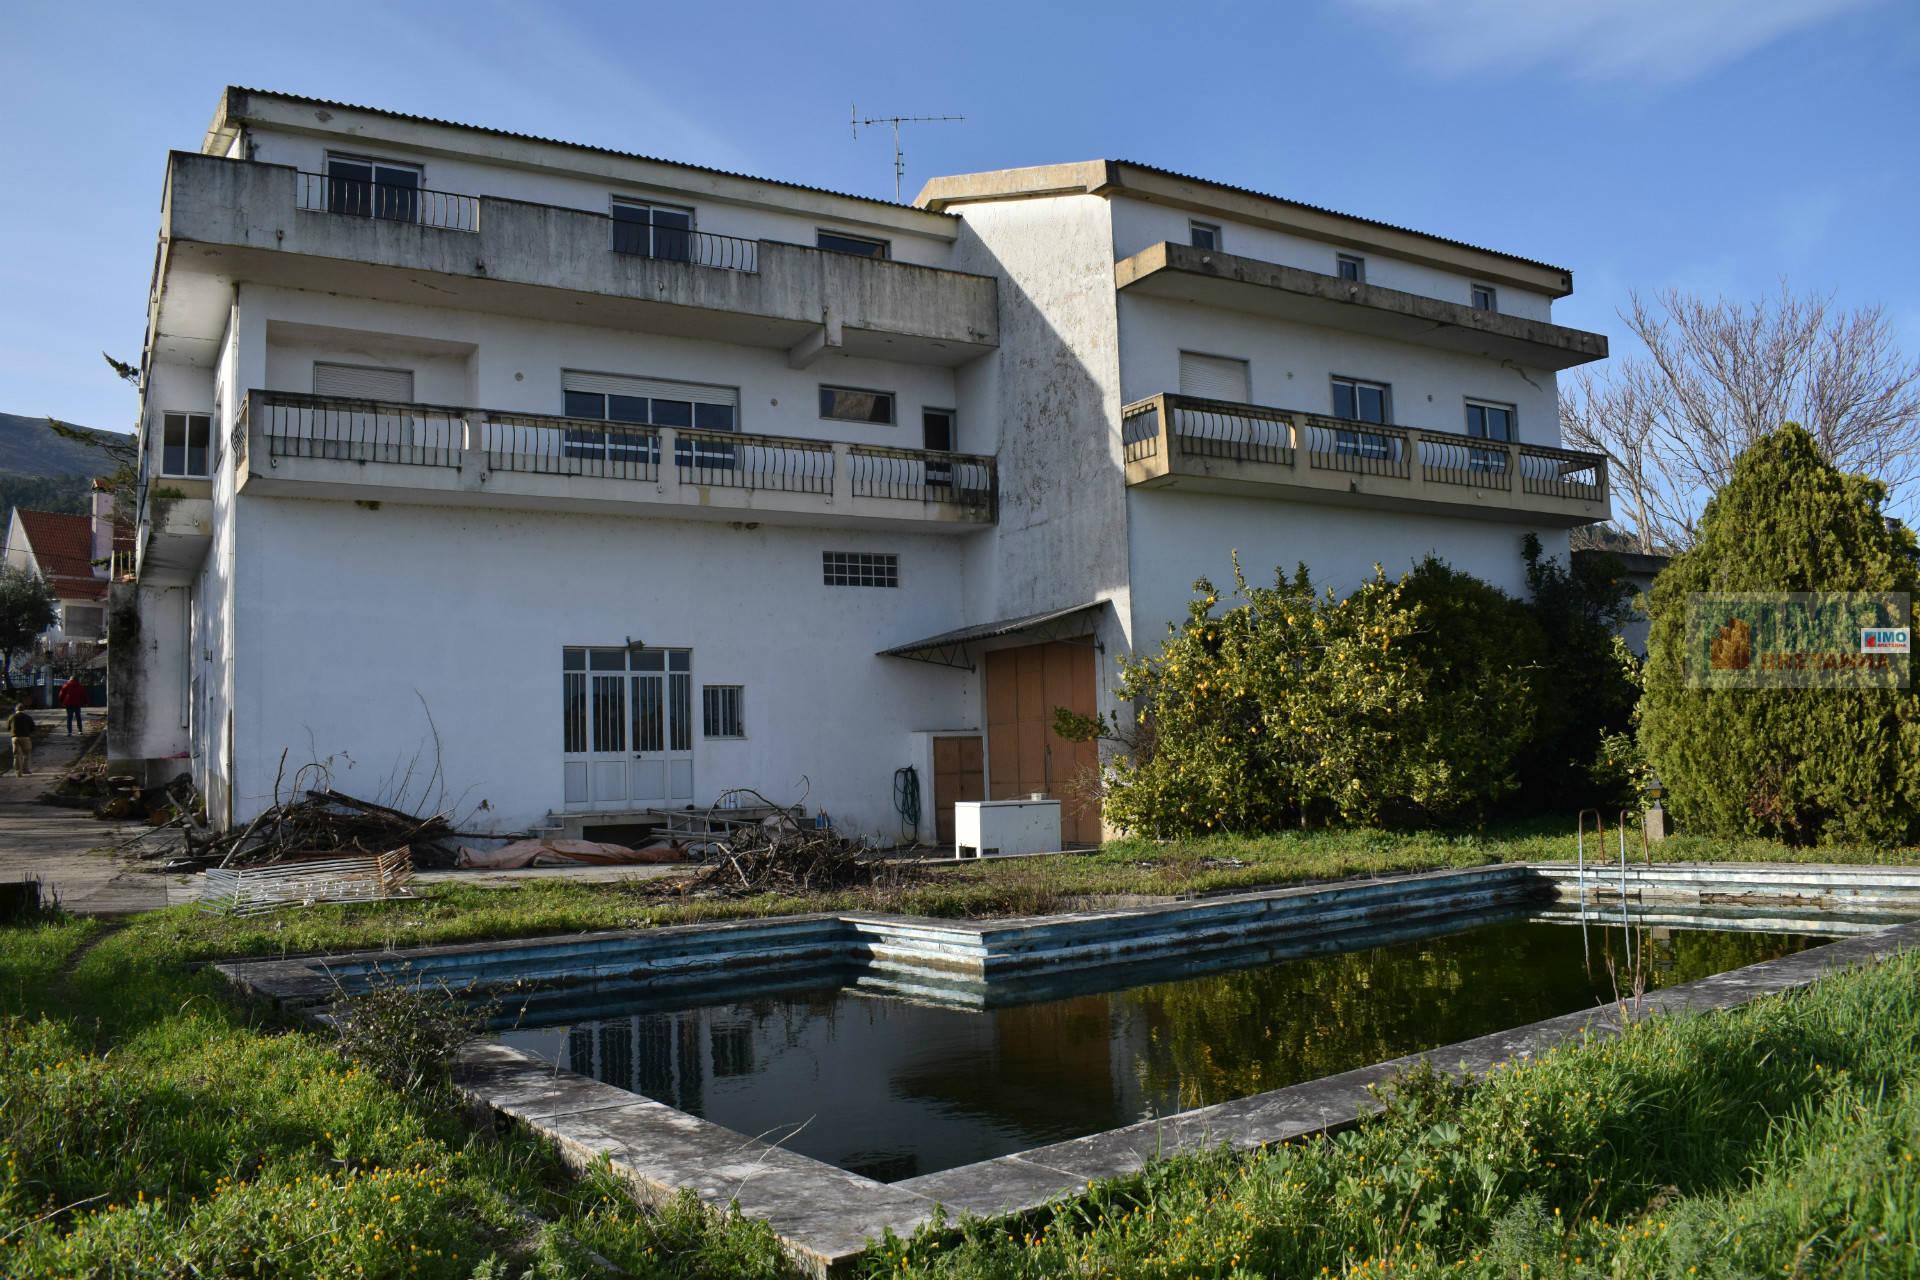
893,765,922,842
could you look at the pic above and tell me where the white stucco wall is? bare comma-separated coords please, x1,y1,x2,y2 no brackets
241,128,958,268
1126,487,1570,642
226,495,979,835
1116,294,1560,443
245,285,959,449
1108,196,1555,321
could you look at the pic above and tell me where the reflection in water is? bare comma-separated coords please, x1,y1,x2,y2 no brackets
495,914,1818,1182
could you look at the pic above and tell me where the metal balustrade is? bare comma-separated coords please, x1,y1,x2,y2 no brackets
482,415,661,482
1519,444,1607,501
1121,391,1607,515
252,391,467,468
1303,416,1411,479
677,428,831,493
295,171,480,233
849,444,997,517
1169,397,1295,466
612,225,759,272
1420,434,1512,489
1121,401,1161,463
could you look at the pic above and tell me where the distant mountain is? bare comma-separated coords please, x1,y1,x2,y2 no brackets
0,412,131,519
0,412,129,478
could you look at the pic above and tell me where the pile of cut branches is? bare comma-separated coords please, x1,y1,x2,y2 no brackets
652,820,915,899
158,789,467,871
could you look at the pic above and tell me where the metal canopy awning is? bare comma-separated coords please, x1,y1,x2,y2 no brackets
878,601,1106,671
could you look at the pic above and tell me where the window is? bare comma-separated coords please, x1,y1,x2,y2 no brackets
611,199,694,261
313,362,414,402
923,409,955,490
1331,376,1390,424
160,412,212,477
1336,254,1366,283
561,372,738,470
1471,283,1498,312
823,551,898,588
817,230,890,258
702,685,745,738
1330,376,1392,461
1464,399,1515,442
1178,351,1251,403
325,154,421,222
1189,220,1221,251
819,385,895,424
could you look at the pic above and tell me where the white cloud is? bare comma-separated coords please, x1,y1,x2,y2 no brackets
1339,0,1879,85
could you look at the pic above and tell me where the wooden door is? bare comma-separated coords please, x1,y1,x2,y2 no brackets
984,641,1101,845
931,735,984,846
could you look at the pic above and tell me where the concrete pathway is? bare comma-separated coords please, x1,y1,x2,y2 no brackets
0,719,185,914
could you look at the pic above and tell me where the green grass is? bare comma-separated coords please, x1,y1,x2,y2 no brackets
0,918,798,1278
865,950,1920,1278
131,819,1919,964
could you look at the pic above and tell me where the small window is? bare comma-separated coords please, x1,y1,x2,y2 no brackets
1465,400,1515,442
1471,283,1498,311
817,230,890,258
1336,254,1366,283
823,551,899,588
702,685,745,738
612,199,694,261
1179,351,1251,403
819,386,895,424
325,154,421,222
1189,220,1221,251
160,412,212,477
313,362,414,402
1331,376,1390,424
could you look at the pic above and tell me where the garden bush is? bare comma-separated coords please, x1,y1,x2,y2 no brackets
1640,424,1920,845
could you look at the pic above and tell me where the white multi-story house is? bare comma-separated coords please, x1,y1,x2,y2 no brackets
114,89,1609,844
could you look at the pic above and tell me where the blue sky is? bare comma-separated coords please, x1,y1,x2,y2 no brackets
2,0,1915,438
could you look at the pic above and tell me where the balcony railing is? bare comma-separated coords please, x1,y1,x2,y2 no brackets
236,391,996,522
1121,392,1607,520
612,224,759,273
295,171,480,232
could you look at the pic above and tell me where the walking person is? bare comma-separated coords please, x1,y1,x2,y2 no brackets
56,675,88,736
8,704,35,777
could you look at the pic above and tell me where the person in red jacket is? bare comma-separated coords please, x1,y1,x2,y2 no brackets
56,676,87,736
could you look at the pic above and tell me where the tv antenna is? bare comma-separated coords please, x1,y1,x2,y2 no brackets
852,106,965,201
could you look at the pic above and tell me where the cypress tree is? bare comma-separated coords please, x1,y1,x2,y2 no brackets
1641,425,1920,845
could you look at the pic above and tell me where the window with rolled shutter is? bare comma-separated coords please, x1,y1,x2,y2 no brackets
313,362,415,402
1178,352,1250,404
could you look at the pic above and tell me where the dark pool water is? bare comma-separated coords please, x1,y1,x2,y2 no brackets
494,912,1822,1182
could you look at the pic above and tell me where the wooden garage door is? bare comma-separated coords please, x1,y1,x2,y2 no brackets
932,735,984,846
984,642,1100,846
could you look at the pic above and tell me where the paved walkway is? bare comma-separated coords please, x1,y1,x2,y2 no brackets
0,721,185,914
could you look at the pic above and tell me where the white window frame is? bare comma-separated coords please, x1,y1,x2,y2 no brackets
1189,220,1222,251
158,411,213,479
610,197,696,258
701,684,746,739
1471,282,1498,312
823,550,899,588
322,152,424,222
1464,398,1517,442
1329,376,1393,460
1336,253,1367,283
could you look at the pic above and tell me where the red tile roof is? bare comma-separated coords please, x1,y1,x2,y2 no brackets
14,510,106,601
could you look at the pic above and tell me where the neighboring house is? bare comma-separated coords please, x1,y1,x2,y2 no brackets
115,87,1611,838
1573,548,1670,657
2,492,118,648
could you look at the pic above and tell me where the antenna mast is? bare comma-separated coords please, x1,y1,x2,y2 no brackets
851,105,965,201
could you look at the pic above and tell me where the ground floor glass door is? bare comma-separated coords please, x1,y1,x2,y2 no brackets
564,646,694,810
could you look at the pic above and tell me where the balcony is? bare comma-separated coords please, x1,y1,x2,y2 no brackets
151,152,997,371
1115,243,1607,372
1121,393,1608,527
231,391,997,531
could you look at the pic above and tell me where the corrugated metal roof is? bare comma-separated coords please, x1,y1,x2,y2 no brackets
879,602,1104,661
1110,159,1570,277
224,87,952,218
